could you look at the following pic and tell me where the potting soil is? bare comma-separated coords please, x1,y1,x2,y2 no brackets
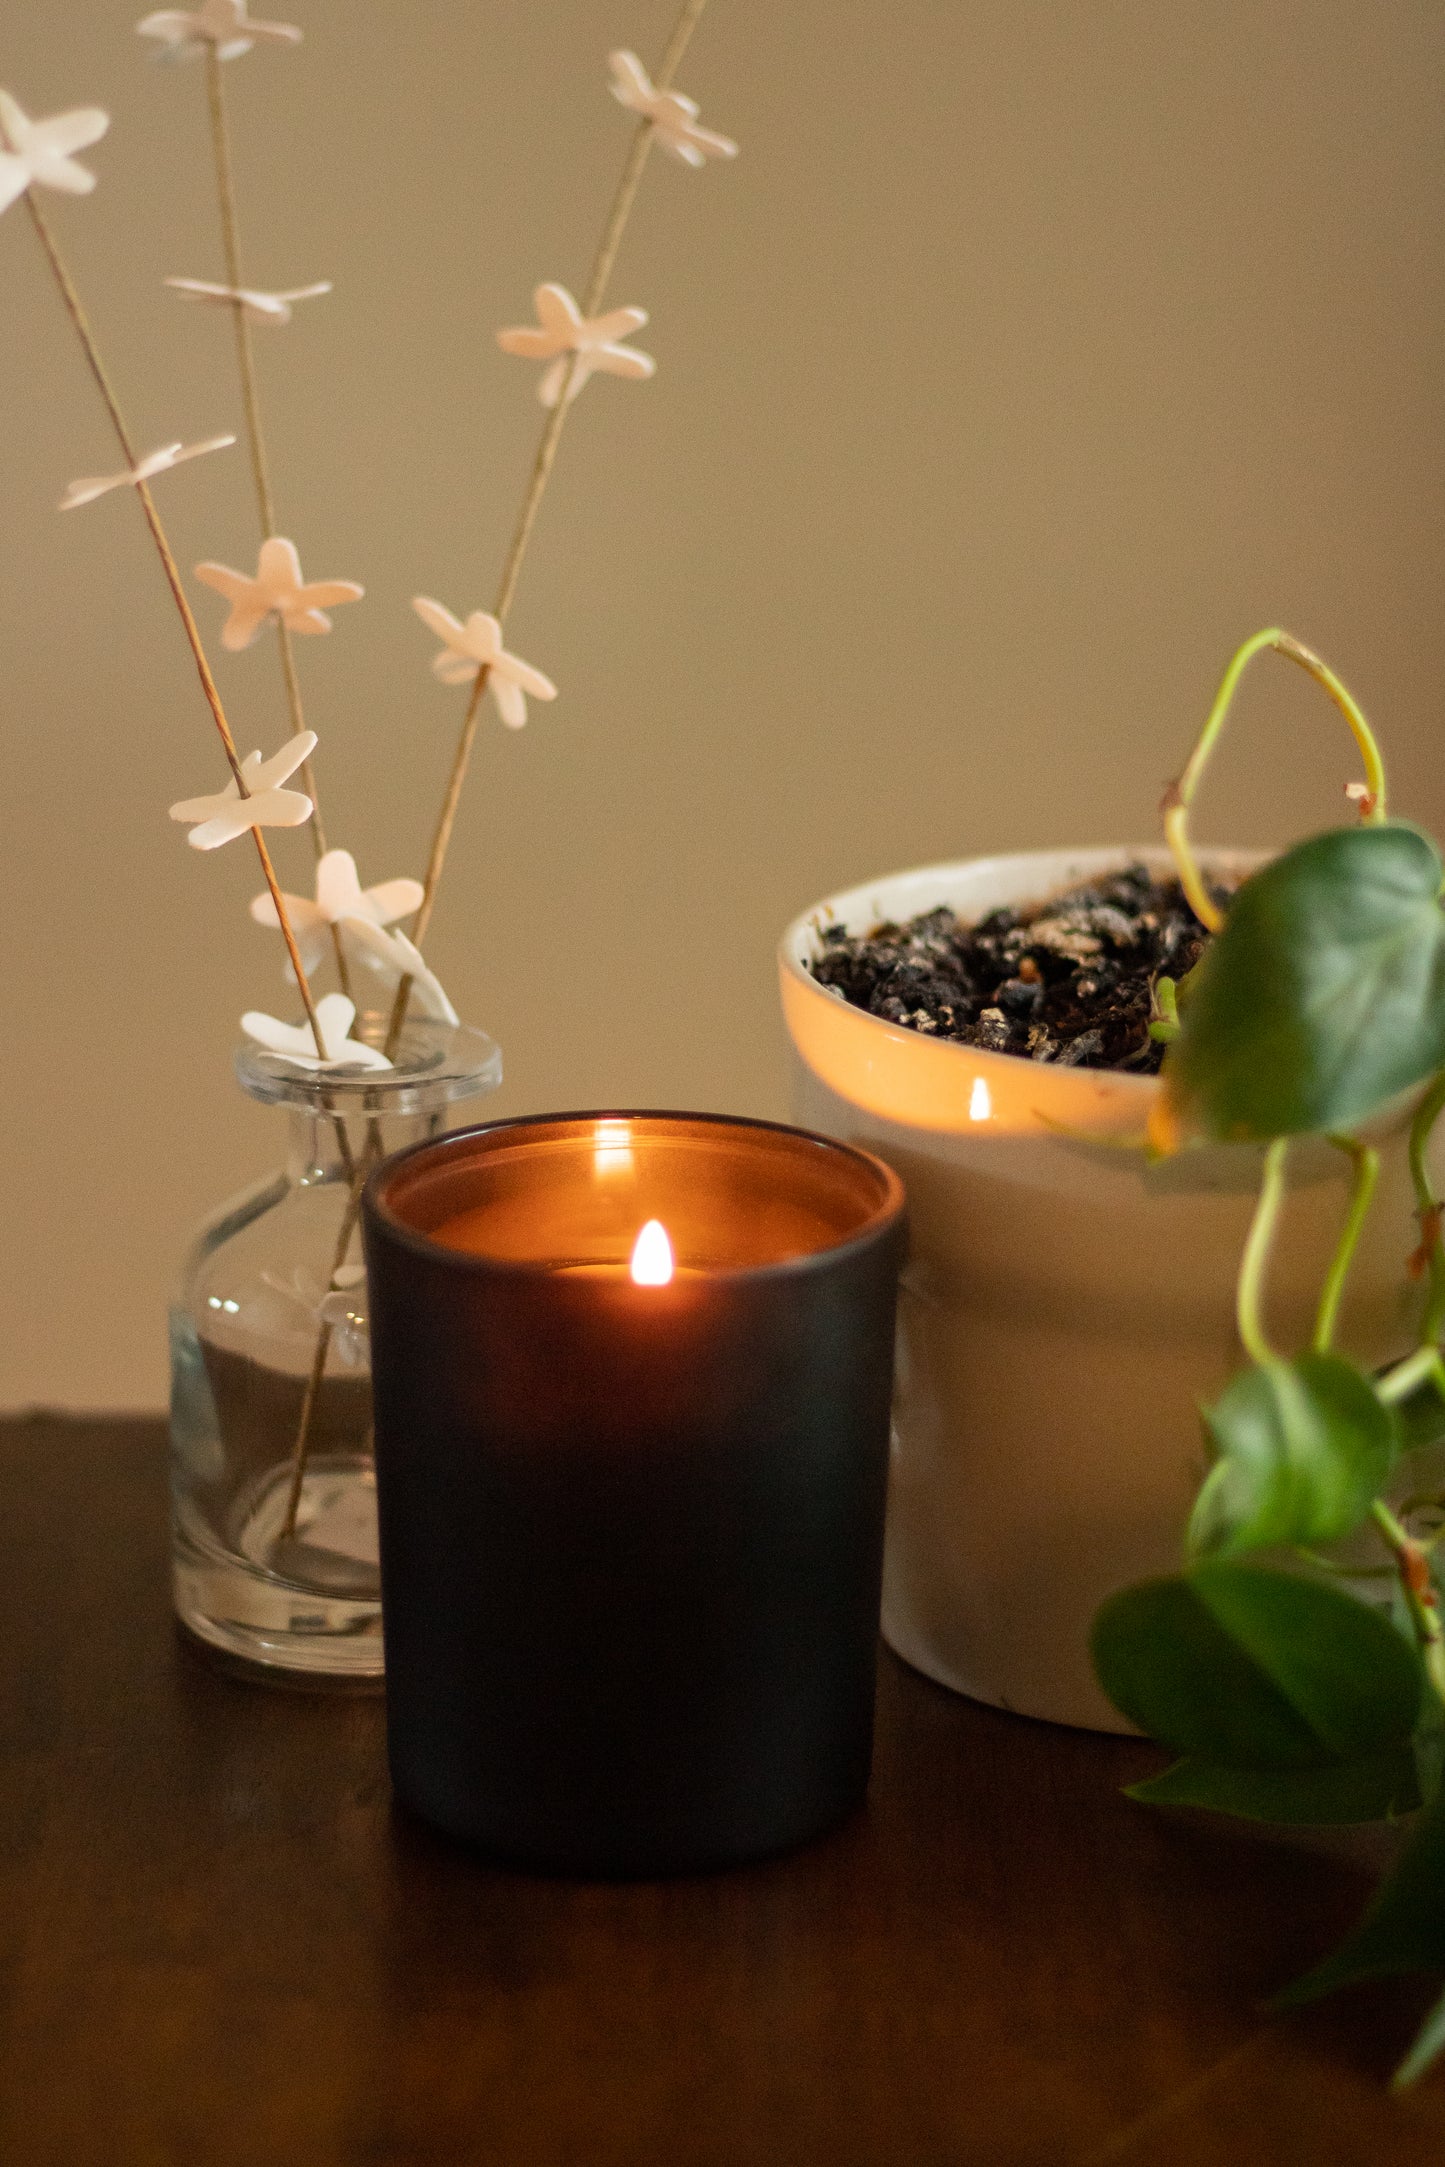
808,863,1229,1074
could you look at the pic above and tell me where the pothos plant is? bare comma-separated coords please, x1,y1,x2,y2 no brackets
1090,626,1445,2089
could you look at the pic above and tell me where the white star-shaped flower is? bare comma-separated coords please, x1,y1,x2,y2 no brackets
194,536,364,650
496,283,654,408
317,1264,369,1362
411,598,557,728
607,51,738,167
170,729,316,850
0,92,109,216
249,847,424,976
339,918,459,1026
136,1,301,62
166,276,331,325
59,434,235,511
261,1263,369,1364
241,993,393,1073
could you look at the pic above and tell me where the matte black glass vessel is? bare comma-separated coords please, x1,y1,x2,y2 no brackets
362,1111,907,1877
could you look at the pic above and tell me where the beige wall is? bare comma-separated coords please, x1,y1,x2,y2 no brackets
3,0,1444,1407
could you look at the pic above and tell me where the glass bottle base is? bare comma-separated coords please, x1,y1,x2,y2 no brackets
173,1457,385,1685
168,1020,502,1692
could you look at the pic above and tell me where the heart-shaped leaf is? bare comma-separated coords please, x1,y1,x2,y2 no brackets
1394,1369,1445,1455
1395,1986,1445,2090
1159,823,1445,1143
1091,1562,1422,1769
1188,1354,1399,1558
1277,1780,1445,2008
1128,1747,1421,1824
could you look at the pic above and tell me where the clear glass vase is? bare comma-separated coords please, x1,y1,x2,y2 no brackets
169,1015,502,1686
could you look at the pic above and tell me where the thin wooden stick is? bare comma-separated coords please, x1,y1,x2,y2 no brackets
16,175,331,1063
282,1317,336,1540
294,0,719,1527
205,41,378,1529
279,1159,370,1536
204,49,276,534
383,0,714,1057
203,46,337,905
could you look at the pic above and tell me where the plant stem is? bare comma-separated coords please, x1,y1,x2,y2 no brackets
1237,1137,1290,1365
1147,973,1180,1044
1377,1344,1445,1406
1409,1070,1445,1342
1275,632,1389,813
1372,1498,1445,1704
16,174,329,1061
383,0,714,1058
1312,1135,1380,1354
1162,628,1389,933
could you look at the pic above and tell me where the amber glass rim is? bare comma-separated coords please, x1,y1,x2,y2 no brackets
365,1109,907,1282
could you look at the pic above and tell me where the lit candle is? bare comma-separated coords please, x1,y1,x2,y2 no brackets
629,1218,673,1283
465,1216,685,1282
362,1111,907,1876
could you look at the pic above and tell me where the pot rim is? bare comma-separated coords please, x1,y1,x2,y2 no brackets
778,842,1265,1106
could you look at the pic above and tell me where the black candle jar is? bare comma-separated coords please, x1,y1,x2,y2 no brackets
362,1111,907,1877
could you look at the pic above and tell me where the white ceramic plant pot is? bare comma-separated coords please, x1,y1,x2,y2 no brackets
780,847,1423,1732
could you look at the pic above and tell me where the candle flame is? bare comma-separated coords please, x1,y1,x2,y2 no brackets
968,1076,992,1123
630,1218,674,1286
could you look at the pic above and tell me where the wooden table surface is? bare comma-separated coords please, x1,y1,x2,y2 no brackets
3,1414,1444,2166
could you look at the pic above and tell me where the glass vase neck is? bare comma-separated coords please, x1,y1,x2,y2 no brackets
235,1016,502,1119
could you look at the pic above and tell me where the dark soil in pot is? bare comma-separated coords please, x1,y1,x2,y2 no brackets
807,863,1234,1075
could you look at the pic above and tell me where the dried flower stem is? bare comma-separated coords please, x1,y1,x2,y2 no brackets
383,0,714,1056
279,1166,367,1536
289,0,718,1530
203,47,342,1005
14,174,330,1065
204,55,276,543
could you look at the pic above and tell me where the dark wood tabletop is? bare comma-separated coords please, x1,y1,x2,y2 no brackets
3,1413,1444,2166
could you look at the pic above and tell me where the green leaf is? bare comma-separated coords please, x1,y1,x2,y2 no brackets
1276,1782,1445,2008
1393,1983,1445,2090
1091,1562,1423,1770
1189,1355,1399,1558
1160,824,1445,1142
1394,1370,1445,1455
1129,1749,1421,1825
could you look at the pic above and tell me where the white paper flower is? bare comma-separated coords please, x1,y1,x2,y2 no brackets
195,536,364,651
249,847,424,976
497,283,654,408
136,1,301,62
411,598,557,728
0,92,109,216
607,51,737,167
59,434,235,511
317,1276,369,1362
339,918,459,1026
241,992,392,1072
170,729,316,849
166,276,331,325
261,1263,369,1363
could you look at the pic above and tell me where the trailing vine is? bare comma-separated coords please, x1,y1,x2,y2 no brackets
1092,630,1445,2088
